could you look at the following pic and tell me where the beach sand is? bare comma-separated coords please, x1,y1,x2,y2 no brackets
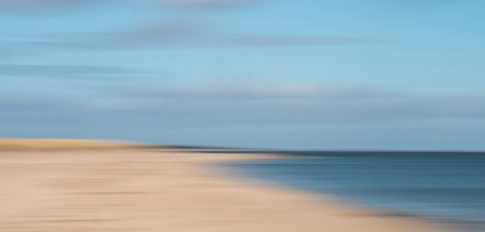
0,138,135,151
0,140,451,232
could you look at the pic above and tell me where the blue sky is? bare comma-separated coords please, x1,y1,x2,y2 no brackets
1,0,485,150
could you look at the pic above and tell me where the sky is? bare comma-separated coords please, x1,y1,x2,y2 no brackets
1,0,485,150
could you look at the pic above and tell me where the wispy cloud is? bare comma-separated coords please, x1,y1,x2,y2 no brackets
41,20,371,50
2,80,484,128
147,0,254,7
0,0,371,54
0,0,253,9
83,81,485,124
0,0,96,8
0,0,466,10
0,64,143,80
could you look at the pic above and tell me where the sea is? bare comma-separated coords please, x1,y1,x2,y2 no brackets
226,151,485,232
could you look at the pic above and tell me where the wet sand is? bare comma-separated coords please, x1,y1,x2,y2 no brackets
0,145,451,231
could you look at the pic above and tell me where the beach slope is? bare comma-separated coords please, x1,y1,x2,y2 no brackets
0,140,449,231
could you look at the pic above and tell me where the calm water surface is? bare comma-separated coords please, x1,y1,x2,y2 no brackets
228,152,485,232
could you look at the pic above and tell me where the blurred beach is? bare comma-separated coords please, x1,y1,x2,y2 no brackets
0,139,450,232
1,1,484,231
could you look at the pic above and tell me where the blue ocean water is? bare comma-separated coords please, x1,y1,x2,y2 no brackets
228,152,485,231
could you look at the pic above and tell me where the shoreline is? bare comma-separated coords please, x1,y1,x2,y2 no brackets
200,151,460,231
0,147,452,231
215,153,469,231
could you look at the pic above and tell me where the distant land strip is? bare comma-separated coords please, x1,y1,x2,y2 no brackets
0,138,136,151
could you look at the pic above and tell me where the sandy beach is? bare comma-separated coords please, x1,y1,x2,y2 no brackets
0,140,450,232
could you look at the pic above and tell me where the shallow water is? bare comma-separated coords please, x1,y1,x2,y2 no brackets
229,152,485,231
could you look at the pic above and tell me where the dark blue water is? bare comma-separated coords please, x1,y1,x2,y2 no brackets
229,152,485,231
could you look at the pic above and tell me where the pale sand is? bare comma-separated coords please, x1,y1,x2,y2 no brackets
0,138,135,151
0,147,451,231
